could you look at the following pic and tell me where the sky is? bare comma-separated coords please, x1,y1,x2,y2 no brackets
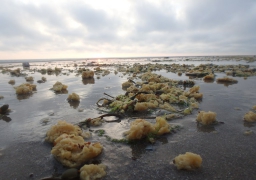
0,0,256,60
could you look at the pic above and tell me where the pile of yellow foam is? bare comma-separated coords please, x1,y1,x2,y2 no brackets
25,76,34,81
203,73,214,80
51,134,103,167
67,93,80,101
122,81,133,89
173,152,202,170
80,164,107,180
8,80,15,85
15,83,37,95
82,70,94,79
52,81,68,92
244,111,256,122
196,111,216,125
217,76,238,83
124,117,170,140
46,121,83,143
46,121,102,167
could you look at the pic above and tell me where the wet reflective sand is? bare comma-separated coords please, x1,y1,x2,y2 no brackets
0,57,256,179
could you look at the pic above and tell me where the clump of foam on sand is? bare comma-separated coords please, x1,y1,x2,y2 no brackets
216,76,238,83
82,70,94,79
25,76,34,81
8,80,15,85
203,73,214,80
45,121,83,143
51,134,103,167
80,164,107,180
196,111,216,125
124,119,155,140
15,83,37,95
52,81,68,92
122,81,133,89
67,93,80,101
173,152,202,170
244,111,256,122
124,117,171,140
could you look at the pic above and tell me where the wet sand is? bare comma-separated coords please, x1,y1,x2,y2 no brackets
0,57,256,179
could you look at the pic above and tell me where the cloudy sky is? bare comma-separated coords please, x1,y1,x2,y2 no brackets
0,0,255,60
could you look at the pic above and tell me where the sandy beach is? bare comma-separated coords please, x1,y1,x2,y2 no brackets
0,56,256,180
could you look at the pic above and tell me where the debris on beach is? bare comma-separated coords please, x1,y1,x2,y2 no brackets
80,164,107,180
196,111,217,125
25,76,34,81
0,96,3,100
173,152,202,170
14,83,37,95
244,111,256,122
52,81,68,92
51,134,103,167
67,92,80,102
216,76,238,83
82,70,94,79
124,117,171,141
253,105,256,111
46,121,103,168
45,121,84,143
0,104,9,114
8,79,15,85
203,73,215,81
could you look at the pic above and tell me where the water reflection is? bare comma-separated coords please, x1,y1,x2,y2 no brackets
243,121,255,128
68,101,80,109
82,78,95,85
16,94,33,100
196,123,216,133
0,115,12,122
217,81,238,87
203,79,215,83
130,140,148,159
54,90,68,94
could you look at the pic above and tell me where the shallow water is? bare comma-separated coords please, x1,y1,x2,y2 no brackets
0,57,256,180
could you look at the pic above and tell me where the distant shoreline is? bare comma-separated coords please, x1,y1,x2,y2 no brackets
0,55,255,64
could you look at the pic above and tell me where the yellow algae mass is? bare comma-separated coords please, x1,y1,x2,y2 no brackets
244,111,256,122
67,93,80,101
80,164,107,180
82,70,94,79
154,117,170,135
173,152,202,170
196,111,216,125
52,81,68,92
51,134,103,168
124,119,155,140
15,83,36,95
46,121,83,143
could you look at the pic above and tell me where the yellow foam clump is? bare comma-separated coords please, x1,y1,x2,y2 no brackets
80,164,107,180
154,117,170,135
82,70,94,79
15,83,36,95
173,152,202,170
124,119,155,140
51,134,103,167
122,81,133,89
244,111,256,122
196,111,216,125
67,93,80,101
46,121,83,143
52,81,68,92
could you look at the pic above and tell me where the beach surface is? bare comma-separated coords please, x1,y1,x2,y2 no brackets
0,56,256,180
